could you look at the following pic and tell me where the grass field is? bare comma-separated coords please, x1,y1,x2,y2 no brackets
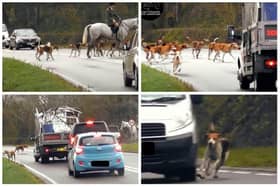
142,64,195,91
3,158,44,184
198,146,276,168
3,57,83,91
122,143,138,153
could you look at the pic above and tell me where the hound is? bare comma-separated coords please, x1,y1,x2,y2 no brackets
186,36,207,59
208,37,219,60
36,42,58,61
213,42,240,62
197,133,230,179
69,42,81,57
4,150,16,161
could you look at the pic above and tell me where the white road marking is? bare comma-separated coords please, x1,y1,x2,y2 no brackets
255,173,277,176
232,171,252,175
125,166,138,173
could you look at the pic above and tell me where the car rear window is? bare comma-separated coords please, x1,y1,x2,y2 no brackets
79,135,115,146
73,122,108,135
109,126,119,132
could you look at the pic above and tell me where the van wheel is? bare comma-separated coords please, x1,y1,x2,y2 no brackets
178,167,196,182
123,72,132,87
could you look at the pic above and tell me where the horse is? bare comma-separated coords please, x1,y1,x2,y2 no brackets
197,133,230,179
82,18,138,58
120,120,138,143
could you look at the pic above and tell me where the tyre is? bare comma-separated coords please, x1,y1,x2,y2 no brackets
73,164,80,178
34,156,39,162
178,167,196,182
41,156,49,164
255,74,276,91
118,168,125,176
240,76,250,90
123,71,132,87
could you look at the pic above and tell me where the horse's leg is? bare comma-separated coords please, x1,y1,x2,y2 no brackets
87,46,91,58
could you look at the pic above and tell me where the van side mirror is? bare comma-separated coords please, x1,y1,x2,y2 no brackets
227,25,241,42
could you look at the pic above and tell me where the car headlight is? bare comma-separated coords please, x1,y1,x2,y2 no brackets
169,111,193,133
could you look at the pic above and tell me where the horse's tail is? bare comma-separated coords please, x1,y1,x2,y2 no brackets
82,24,91,45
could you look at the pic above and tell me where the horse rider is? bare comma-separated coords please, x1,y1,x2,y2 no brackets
106,3,121,40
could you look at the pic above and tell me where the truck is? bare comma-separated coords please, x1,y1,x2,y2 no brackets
32,106,81,163
230,3,277,91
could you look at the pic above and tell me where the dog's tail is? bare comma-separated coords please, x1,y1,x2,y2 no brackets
213,37,219,43
82,24,91,45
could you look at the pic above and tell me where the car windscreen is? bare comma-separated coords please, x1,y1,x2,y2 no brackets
2,24,7,32
109,126,119,132
16,29,37,37
142,94,186,103
262,3,277,21
79,135,115,146
73,122,108,135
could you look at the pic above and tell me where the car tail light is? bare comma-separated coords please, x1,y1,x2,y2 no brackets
115,144,122,152
76,146,84,155
45,148,49,153
265,59,277,69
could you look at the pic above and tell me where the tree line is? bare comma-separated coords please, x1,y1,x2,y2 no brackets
193,95,276,147
3,3,138,44
142,3,242,42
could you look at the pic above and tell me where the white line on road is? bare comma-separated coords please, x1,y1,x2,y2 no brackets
125,166,138,173
255,173,277,176
232,171,252,175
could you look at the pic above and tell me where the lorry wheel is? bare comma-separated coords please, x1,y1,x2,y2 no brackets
41,156,49,163
34,156,39,162
240,77,250,90
123,72,133,87
68,167,73,176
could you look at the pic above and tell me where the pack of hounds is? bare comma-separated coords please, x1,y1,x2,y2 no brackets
142,35,240,74
3,144,28,161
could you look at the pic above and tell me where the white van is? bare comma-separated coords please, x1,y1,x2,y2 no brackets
141,94,198,181
2,24,9,48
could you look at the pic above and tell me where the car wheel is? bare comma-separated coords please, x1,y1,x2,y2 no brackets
73,164,80,178
117,168,125,176
240,75,250,90
15,44,20,50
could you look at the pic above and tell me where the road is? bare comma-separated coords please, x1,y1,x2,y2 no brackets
142,169,277,184
142,48,252,91
3,48,136,92
3,146,138,184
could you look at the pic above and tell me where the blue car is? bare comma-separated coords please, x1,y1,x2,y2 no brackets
68,132,125,178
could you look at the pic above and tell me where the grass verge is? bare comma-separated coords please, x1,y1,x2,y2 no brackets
142,64,195,91
122,143,138,153
3,158,44,184
3,57,83,91
198,146,276,168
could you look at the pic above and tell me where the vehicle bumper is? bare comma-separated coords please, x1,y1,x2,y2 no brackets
74,153,125,172
142,132,197,174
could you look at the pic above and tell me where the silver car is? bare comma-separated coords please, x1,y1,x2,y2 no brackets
9,28,40,50
122,30,138,90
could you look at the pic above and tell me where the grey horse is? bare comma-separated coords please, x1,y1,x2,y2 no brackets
82,18,138,58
